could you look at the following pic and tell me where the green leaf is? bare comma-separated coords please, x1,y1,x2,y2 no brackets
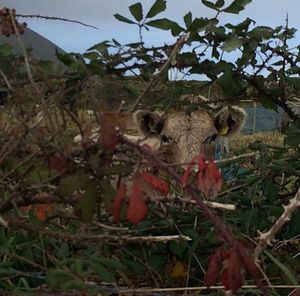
284,126,300,147
114,13,136,24
58,174,90,196
112,38,121,47
100,179,117,210
221,36,243,52
286,77,300,90
264,179,278,202
124,260,146,275
189,17,211,32
202,0,218,11
215,0,225,8
0,44,12,56
129,3,143,22
258,96,276,110
36,60,58,76
249,26,274,40
146,0,167,18
102,164,132,175
92,263,117,282
74,187,98,221
83,52,100,60
87,41,110,53
146,18,184,36
217,67,244,98
148,254,164,272
92,257,126,271
169,241,189,257
265,251,299,285
183,12,192,29
223,0,252,14
60,279,86,290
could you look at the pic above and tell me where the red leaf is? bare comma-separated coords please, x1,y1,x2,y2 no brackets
204,248,223,287
35,204,53,221
143,173,169,195
237,243,261,280
181,156,197,187
197,157,222,199
221,249,244,293
127,180,148,224
112,181,126,223
100,116,119,153
48,154,68,173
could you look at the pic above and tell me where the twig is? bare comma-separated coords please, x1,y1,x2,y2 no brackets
117,285,300,294
16,13,99,30
4,216,191,243
0,68,13,91
9,9,40,95
166,152,258,167
128,32,190,113
154,195,236,211
254,187,300,259
0,215,8,228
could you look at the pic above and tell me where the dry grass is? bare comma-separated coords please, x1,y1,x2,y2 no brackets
230,131,284,154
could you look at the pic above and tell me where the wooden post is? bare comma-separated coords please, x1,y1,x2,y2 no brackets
252,101,257,134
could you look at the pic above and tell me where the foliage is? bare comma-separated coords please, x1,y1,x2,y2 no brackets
0,1,299,295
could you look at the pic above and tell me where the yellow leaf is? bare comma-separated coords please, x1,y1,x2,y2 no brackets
170,260,187,279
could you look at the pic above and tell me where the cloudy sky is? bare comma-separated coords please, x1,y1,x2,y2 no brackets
0,0,299,53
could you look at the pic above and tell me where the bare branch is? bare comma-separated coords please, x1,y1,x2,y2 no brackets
16,13,99,30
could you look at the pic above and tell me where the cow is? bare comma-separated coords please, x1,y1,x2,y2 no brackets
133,106,247,164
73,105,246,164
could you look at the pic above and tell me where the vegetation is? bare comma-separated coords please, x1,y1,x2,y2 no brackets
0,1,299,295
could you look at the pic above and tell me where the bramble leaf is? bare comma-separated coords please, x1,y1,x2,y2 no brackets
129,3,143,22
127,180,147,224
146,0,166,18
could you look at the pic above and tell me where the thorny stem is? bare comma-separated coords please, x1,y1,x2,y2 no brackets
16,13,99,30
254,187,300,259
122,137,269,295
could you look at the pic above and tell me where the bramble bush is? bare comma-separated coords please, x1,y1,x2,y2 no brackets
0,1,299,295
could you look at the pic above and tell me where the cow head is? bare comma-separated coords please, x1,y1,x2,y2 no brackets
134,106,247,164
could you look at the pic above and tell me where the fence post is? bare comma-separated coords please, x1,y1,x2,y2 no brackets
252,101,257,134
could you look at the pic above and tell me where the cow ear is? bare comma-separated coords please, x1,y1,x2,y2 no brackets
214,106,247,136
134,110,164,137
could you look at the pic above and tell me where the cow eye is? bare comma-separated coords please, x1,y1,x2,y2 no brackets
161,135,173,145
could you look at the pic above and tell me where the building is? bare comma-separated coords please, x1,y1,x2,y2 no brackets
0,27,65,62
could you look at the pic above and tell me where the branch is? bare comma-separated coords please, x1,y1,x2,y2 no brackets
254,187,300,259
16,13,99,30
128,32,190,113
4,216,191,243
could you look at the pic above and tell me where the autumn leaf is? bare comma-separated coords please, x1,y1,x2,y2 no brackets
170,260,187,279
197,157,222,199
127,180,148,224
112,181,126,223
237,242,261,281
142,172,169,195
34,204,53,221
48,154,68,173
221,249,244,293
181,156,197,187
204,247,223,287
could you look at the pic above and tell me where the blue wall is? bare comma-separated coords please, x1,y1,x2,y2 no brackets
241,106,284,135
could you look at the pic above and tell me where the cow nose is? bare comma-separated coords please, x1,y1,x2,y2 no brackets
161,135,171,145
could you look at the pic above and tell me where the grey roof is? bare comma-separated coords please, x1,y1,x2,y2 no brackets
0,27,65,62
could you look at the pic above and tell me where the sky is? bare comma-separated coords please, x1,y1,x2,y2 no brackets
0,0,299,54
